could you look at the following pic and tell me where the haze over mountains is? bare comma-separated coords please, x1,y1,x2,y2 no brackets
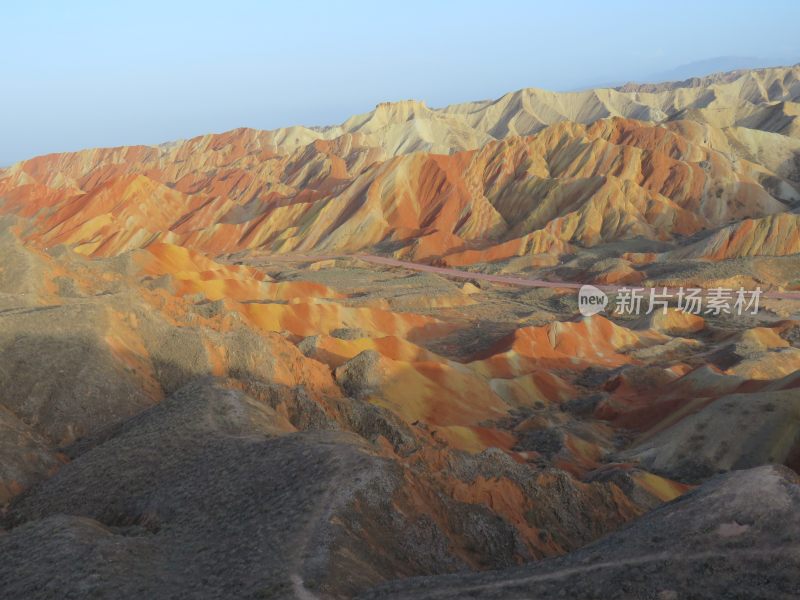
1,65,799,599
636,56,798,87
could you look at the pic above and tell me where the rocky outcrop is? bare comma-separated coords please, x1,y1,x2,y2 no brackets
361,466,800,599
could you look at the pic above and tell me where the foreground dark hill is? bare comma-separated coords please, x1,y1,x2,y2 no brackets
362,465,800,599
1,381,429,599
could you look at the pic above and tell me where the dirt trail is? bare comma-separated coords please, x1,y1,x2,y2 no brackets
264,252,800,301
377,545,800,599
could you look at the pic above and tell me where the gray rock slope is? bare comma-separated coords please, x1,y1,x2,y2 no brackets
0,380,454,599
360,465,800,600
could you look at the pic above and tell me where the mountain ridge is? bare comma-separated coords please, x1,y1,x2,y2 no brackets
3,63,799,173
1,64,799,269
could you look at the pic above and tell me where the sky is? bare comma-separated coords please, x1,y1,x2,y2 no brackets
2,0,799,166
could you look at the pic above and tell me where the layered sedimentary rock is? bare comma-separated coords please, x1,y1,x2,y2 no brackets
1,65,798,265
1,65,799,599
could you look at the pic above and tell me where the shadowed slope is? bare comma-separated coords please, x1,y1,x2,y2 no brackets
361,465,800,599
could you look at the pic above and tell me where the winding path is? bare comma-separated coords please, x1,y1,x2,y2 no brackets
261,252,800,301
352,254,800,301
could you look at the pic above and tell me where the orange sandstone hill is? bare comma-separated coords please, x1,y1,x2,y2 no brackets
0,65,798,267
0,66,799,600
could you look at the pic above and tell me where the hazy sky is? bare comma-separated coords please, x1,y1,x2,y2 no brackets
2,0,799,165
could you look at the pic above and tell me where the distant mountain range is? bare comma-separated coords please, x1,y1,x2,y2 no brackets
573,56,798,91
648,56,797,83
1,64,798,267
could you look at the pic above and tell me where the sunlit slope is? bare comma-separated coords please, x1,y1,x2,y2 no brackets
2,112,798,262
